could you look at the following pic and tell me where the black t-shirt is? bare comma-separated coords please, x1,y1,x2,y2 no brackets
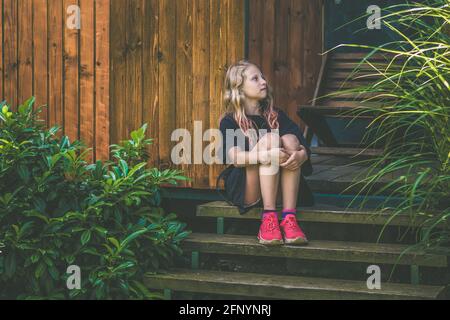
219,108,313,176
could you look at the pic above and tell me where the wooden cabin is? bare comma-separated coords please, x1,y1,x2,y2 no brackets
0,0,323,191
1,0,448,300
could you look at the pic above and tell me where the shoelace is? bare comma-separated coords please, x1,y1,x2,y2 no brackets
285,216,300,231
262,215,277,232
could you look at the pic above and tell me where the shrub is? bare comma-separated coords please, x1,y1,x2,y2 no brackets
328,0,449,252
0,98,191,299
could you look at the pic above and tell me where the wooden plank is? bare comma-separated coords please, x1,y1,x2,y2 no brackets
227,0,245,68
144,268,445,300
308,163,360,182
94,0,110,161
79,0,94,162
329,61,401,71
326,80,373,90
183,233,448,267
209,0,227,188
310,147,383,157
196,201,442,227
328,71,383,80
176,0,193,188
287,0,304,122
18,0,33,105
248,0,262,67
63,0,80,140
48,0,64,134
303,0,318,106
322,100,383,108
273,0,290,113
298,104,375,116
110,0,127,149
192,0,210,188
261,0,275,83
331,52,396,61
3,0,18,109
33,0,49,124
125,0,143,137
142,0,159,168
323,90,395,100
158,0,177,171
309,154,337,165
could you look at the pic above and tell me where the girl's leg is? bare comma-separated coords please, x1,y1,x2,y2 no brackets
244,132,282,210
257,133,281,210
280,134,302,210
244,164,261,206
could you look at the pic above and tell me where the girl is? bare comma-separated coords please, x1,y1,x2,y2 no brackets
218,60,314,246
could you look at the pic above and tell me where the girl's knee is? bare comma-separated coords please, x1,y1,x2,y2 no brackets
281,134,300,150
258,132,281,150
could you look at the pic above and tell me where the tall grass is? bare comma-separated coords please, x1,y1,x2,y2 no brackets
325,0,449,253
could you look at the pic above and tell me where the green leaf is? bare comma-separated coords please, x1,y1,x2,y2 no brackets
35,262,46,279
81,230,92,246
119,229,148,252
107,237,120,250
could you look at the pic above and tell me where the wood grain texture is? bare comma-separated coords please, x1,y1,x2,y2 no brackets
18,0,33,105
48,0,64,134
158,0,176,171
192,0,210,188
63,0,80,141
94,0,110,161
79,0,95,162
33,0,49,123
176,0,193,187
4,0,18,109
142,0,159,168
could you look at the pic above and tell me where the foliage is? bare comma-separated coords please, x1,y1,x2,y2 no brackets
326,0,449,253
0,98,191,299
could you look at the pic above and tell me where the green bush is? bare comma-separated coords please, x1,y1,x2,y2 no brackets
0,98,191,299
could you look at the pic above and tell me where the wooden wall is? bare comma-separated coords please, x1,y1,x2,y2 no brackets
110,0,246,189
1,0,323,190
0,0,110,161
248,0,324,128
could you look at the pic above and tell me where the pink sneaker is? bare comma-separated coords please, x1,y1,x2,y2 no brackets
257,212,283,245
280,214,308,245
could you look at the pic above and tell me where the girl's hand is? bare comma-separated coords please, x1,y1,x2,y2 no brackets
259,148,289,165
270,148,290,164
280,146,308,171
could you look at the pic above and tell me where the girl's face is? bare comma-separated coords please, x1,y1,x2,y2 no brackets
241,65,267,101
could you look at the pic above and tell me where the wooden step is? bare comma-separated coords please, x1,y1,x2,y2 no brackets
328,71,383,80
310,147,383,157
196,201,443,227
299,104,376,117
331,52,398,61
144,268,446,300
322,100,384,108
183,233,448,267
326,80,373,90
329,61,402,71
322,90,395,101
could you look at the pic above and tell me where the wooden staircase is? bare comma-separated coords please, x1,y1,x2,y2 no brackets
299,51,401,156
145,202,449,300
145,52,449,300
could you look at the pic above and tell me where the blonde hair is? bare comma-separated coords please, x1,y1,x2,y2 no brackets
221,60,279,145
